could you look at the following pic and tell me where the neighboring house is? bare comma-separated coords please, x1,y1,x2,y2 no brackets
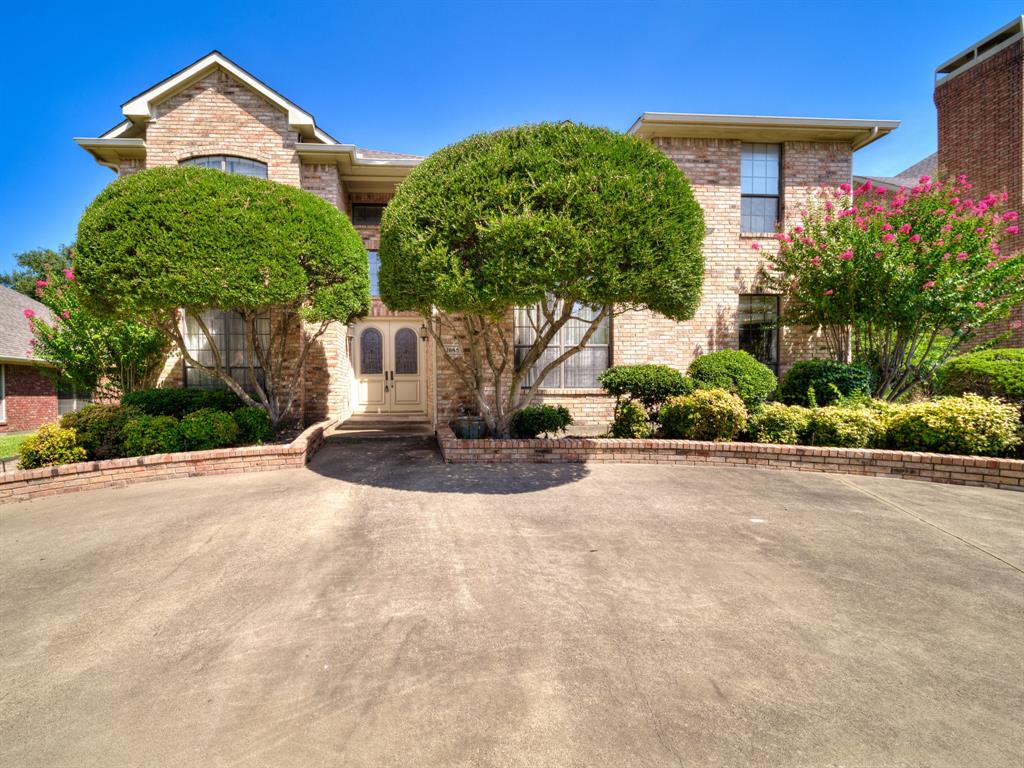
853,153,937,192
0,286,57,432
76,51,898,426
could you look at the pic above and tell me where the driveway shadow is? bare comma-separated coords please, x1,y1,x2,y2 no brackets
308,434,589,494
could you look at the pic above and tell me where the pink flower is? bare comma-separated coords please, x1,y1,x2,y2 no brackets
919,175,931,184
882,233,897,243
875,187,887,196
957,174,968,185
750,242,761,251
898,223,912,234
28,339,37,347
975,301,987,309
921,280,936,289
838,250,854,261
811,255,822,266
956,251,969,260
23,308,35,319
1002,211,1018,221
1006,225,1020,235
882,223,893,231
61,309,71,320
933,208,946,216
975,227,986,234
794,225,803,234
35,279,47,288
943,252,951,261
909,234,921,243
63,268,74,281
766,263,776,270
985,261,999,269
839,183,851,193
824,289,834,296
874,251,882,259
1011,319,1023,330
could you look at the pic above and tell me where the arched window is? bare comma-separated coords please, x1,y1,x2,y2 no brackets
360,328,383,375
180,155,268,179
394,328,418,375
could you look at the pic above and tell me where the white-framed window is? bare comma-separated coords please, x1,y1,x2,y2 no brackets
182,309,270,393
0,364,5,423
179,155,268,179
741,143,781,233
514,304,611,389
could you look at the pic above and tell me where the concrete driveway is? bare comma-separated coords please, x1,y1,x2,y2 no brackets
1,436,1022,767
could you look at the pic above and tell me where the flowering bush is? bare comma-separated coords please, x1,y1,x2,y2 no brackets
758,176,1024,400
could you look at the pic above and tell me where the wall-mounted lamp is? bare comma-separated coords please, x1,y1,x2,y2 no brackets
419,322,429,342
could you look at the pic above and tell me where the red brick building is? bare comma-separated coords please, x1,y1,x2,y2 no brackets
77,52,899,426
0,286,58,433
935,16,1024,346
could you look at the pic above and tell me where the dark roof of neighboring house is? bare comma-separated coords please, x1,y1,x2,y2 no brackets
855,152,938,190
0,285,53,364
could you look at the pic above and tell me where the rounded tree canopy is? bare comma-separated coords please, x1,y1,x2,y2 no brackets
75,166,370,324
379,122,705,320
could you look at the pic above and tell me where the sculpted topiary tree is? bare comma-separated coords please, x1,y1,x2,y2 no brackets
380,122,705,436
75,166,371,424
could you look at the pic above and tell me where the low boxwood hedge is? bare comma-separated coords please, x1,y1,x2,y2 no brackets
122,388,244,419
936,348,1024,401
688,350,777,407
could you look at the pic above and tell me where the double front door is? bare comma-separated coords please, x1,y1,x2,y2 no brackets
353,320,425,414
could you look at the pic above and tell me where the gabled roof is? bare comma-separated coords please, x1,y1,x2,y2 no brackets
100,50,337,144
628,113,899,150
0,286,54,365
854,152,938,191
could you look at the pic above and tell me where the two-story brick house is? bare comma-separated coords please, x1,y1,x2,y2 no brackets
76,52,898,427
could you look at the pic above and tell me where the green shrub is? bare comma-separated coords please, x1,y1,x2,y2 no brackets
120,415,182,457
805,407,884,449
609,400,653,438
936,348,1024,400
688,350,777,406
18,424,87,469
779,359,874,407
748,403,812,444
179,408,239,450
598,365,694,418
885,394,1022,457
510,404,573,438
60,404,142,460
233,406,274,444
659,389,748,441
122,388,243,419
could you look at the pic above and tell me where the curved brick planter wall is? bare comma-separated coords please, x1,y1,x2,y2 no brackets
436,427,1024,492
0,420,333,504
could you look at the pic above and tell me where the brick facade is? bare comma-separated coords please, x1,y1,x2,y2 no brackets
935,36,1024,346
1,364,57,433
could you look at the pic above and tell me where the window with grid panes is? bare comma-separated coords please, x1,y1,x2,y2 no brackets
182,310,270,393
741,143,781,233
514,303,610,388
738,294,779,374
179,155,268,178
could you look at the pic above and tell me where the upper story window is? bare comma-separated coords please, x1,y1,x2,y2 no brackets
352,203,386,227
741,143,781,233
180,155,268,179
368,250,380,296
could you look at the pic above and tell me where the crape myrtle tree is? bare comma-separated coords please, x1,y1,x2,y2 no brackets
379,122,705,437
756,175,1023,400
75,166,371,425
28,265,169,398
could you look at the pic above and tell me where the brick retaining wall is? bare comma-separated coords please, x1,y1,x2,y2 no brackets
436,427,1024,492
0,420,333,504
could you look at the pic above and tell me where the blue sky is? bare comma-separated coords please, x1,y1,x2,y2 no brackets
1,0,1019,272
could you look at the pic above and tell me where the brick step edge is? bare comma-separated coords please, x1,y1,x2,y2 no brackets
435,427,1024,493
0,420,335,504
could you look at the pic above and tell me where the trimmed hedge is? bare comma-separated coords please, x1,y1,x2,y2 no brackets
179,408,239,450
936,348,1024,401
748,403,812,445
609,400,653,438
805,407,884,449
885,394,1021,457
121,415,183,457
660,389,748,441
17,424,88,470
60,404,143,460
122,388,244,419
233,406,274,444
779,359,873,407
598,365,694,418
511,404,573,438
688,350,777,406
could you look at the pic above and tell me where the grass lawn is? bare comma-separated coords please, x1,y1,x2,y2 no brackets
0,431,35,459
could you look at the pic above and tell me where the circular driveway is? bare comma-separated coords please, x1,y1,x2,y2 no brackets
2,436,1021,767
